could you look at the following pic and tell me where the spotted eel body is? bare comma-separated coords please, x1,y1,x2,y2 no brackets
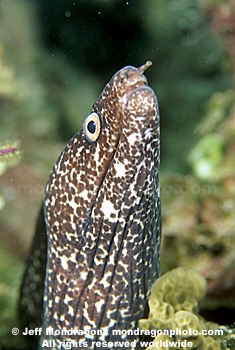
20,62,161,350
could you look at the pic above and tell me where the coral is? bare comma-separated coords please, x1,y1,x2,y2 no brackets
139,267,232,350
149,267,207,316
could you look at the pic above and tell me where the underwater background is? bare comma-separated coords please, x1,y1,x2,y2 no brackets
0,0,234,348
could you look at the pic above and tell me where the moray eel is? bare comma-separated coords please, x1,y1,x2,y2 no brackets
19,62,161,350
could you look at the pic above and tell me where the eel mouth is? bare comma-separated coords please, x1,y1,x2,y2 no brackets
123,61,152,105
123,81,147,104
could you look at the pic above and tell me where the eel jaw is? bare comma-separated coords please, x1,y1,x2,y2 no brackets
123,80,147,105
122,61,152,105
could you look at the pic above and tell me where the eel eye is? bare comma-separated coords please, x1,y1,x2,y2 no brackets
83,112,101,142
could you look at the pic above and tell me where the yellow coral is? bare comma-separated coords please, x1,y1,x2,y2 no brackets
139,267,229,350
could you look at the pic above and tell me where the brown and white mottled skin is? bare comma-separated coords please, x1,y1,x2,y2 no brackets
41,62,161,349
